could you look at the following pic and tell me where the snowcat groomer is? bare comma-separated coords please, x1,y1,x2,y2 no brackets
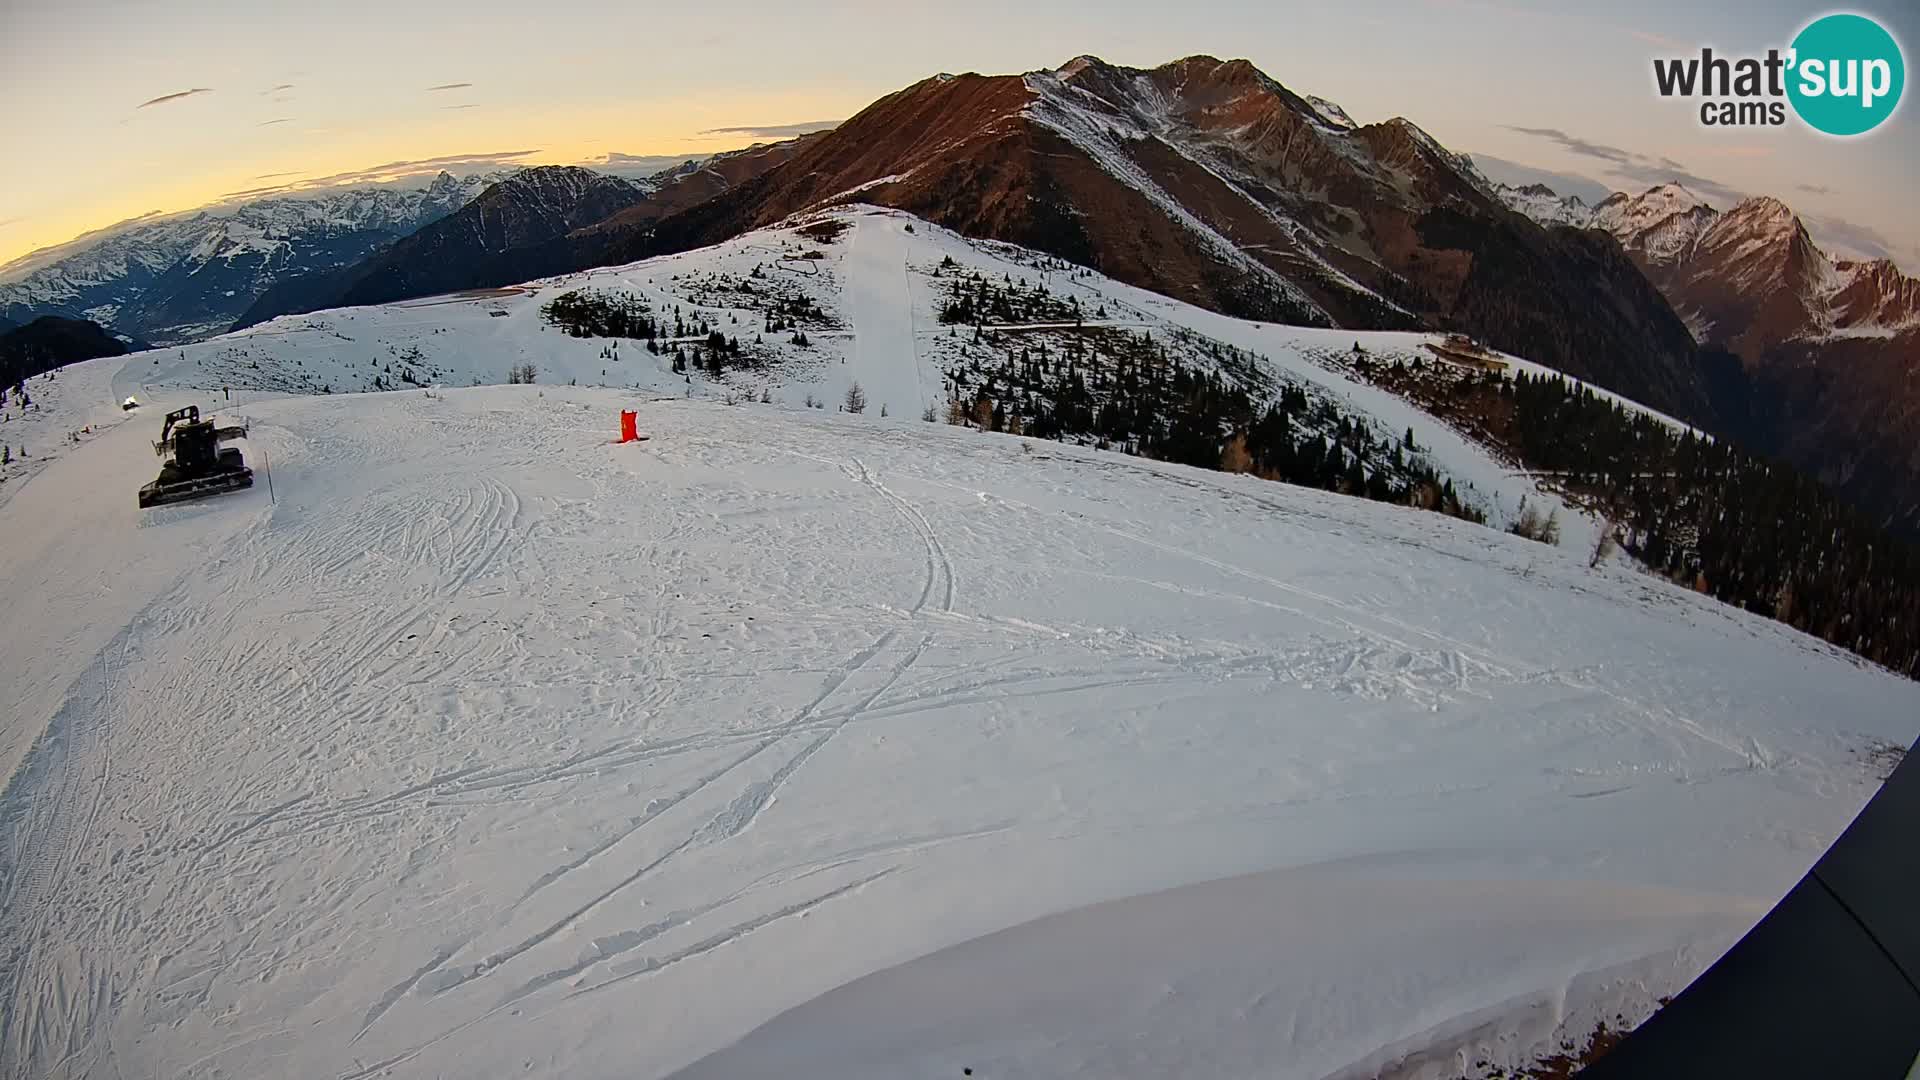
137,405,253,508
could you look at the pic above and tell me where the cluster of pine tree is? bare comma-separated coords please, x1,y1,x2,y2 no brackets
541,290,658,340
1361,355,1920,677
763,294,825,334
937,268,1084,327
795,220,850,245
361,344,442,392
666,330,750,376
367,362,425,391
689,266,833,332
942,326,1484,525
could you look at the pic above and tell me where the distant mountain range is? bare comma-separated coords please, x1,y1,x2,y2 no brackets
10,53,1918,533
1497,179,1920,533
238,56,1711,424
0,146,811,346
0,172,499,345
235,140,812,330
233,166,652,327
1499,181,1920,351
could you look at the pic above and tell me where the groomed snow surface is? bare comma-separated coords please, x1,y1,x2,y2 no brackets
3,209,1918,1080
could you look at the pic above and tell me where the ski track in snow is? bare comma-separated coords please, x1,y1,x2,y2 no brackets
0,208,1915,1080
841,215,926,421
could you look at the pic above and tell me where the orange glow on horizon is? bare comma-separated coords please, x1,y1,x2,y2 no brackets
0,89,856,270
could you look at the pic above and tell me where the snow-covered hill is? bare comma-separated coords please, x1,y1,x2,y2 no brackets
3,208,1916,1080
112,206,1688,548
0,172,501,345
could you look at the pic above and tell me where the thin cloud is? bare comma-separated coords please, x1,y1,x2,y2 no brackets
699,120,840,139
592,152,695,168
263,84,295,94
220,182,314,199
0,218,21,229
1470,153,1614,205
252,171,304,180
583,152,701,179
1630,29,1688,50
442,103,482,110
1416,0,1553,21
1804,213,1900,264
426,82,474,92
219,149,537,198
1608,162,1744,204
1503,126,1637,167
1503,124,1744,204
257,118,294,126
137,88,214,109
1798,183,1833,195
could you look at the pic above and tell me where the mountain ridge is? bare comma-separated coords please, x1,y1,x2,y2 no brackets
1496,179,1920,534
13,55,1726,432
0,173,501,344
235,140,817,329
1497,181,1920,346
582,54,1716,423
0,315,130,388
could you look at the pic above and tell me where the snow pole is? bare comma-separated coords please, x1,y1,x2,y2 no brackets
262,447,275,504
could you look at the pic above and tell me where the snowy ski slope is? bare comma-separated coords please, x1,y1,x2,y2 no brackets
2,208,1917,1079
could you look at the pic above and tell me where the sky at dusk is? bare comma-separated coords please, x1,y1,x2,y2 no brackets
2,0,1915,269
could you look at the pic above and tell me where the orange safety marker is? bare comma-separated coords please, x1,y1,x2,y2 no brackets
618,409,646,443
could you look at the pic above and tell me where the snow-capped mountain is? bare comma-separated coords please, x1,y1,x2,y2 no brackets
1496,180,1718,268
315,166,651,311
1662,196,1830,355
1504,181,1920,534
605,54,1712,424
0,172,500,345
1588,184,1719,269
1495,181,1920,349
1827,256,1920,333
1302,93,1358,131
238,141,816,329
1490,182,1592,228
1585,187,1920,351
1648,194,1920,535
631,138,826,211
125,55,1715,430
1498,180,1719,266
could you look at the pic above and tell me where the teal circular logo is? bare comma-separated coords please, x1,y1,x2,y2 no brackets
1788,13,1905,136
